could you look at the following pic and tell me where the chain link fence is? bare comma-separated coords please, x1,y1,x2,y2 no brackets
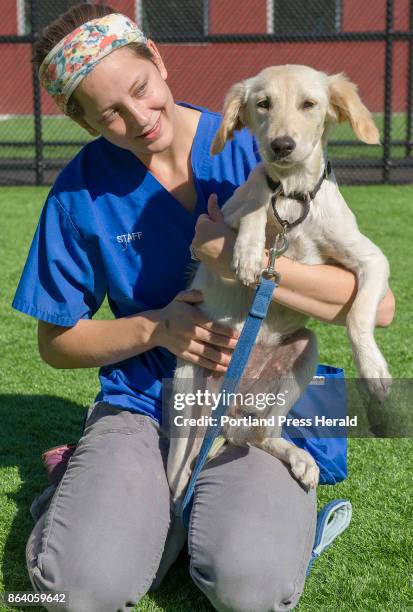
1,0,412,185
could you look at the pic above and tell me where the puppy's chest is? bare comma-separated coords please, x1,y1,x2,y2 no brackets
265,199,322,263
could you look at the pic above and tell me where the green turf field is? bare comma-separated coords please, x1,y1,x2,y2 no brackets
0,114,410,160
0,185,412,611
0,116,93,160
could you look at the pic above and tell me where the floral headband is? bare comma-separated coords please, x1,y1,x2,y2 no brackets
39,13,147,114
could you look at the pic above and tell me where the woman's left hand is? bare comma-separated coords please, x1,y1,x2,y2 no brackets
191,194,237,278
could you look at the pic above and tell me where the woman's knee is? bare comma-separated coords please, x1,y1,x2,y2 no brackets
26,513,156,612
189,547,304,612
187,446,317,611
29,554,145,612
25,409,172,611
26,499,168,612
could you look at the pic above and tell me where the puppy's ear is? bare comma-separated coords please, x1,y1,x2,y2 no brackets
211,81,248,155
327,73,380,144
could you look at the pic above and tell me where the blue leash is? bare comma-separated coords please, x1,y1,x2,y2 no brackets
180,269,352,573
180,276,277,528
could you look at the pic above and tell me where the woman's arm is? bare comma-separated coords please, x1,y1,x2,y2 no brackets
265,252,395,327
38,313,160,369
38,290,238,370
191,195,395,328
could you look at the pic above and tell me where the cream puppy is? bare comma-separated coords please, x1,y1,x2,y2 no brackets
167,65,391,505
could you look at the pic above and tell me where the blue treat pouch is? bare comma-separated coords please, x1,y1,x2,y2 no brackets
282,364,348,485
307,498,353,575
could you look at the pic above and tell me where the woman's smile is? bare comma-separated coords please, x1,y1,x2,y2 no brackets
138,115,161,140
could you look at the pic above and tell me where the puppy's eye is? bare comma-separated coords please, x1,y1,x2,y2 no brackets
257,99,271,110
303,100,317,109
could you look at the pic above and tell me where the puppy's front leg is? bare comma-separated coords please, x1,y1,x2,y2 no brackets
233,206,269,285
345,244,392,400
221,165,271,286
322,200,391,401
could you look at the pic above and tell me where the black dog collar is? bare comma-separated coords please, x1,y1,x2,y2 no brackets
266,160,332,231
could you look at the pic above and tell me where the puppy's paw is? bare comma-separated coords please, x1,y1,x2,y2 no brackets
358,356,392,402
287,446,319,489
232,241,263,286
363,372,392,403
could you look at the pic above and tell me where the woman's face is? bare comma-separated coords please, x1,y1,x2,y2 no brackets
74,42,175,158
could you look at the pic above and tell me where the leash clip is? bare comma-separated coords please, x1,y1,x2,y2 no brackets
260,230,289,281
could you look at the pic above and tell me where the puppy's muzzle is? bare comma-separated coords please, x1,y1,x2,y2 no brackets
270,136,296,159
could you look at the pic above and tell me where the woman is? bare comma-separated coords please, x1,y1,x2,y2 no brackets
14,4,395,612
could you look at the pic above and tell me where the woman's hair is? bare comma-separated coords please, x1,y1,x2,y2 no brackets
33,3,154,119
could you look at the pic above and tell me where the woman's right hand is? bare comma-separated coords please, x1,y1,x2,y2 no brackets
154,289,239,372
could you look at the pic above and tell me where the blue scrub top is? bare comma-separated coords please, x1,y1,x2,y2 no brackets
12,102,261,422
12,102,348,486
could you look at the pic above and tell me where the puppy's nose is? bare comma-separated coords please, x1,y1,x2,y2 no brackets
270,136,296,158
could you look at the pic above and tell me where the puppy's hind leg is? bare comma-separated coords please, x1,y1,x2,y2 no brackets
260,438,320,489
166,361,210,504
254,329,320,489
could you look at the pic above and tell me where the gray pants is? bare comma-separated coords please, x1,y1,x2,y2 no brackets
26,403,316,612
